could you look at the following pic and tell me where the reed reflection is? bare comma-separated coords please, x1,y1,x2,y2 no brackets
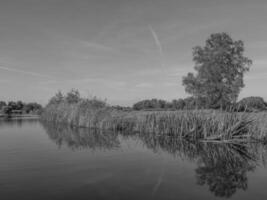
136,133,265,198
0,118,38,128
41,123,266,198
41,122,120,151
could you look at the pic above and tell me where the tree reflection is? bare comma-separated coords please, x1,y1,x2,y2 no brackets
137,133,262,198
195,143,255,198
41,122,120,151
41,123,266,198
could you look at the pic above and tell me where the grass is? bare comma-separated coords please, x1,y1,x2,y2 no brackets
41,101,267,142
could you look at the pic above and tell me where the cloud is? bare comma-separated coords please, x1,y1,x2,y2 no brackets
69,77,124,84
245,72,267,80
0,79,9,83
135,82,153,88
81,41,115,52
63,77,127,90
148,25,165,69
134,64,189,77
0,64,54,79
169,69,190,77
248,41,267,49
162,82,177,87
253,59,267,66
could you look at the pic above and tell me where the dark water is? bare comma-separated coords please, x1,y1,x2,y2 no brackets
1,119,267,200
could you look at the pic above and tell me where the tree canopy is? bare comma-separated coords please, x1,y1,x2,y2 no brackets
182,33,252,109
0,101,42,115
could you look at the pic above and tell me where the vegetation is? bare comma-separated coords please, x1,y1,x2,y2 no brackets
0,101,6,110
236,96,267,112
132,97,207,110
43,89,115,127
105,110,262,141
183,33,252,109
0,100,42,116
132,96,267,112
42,90,267,142
42,32,267,142
132,97,205,110
133,99,172,110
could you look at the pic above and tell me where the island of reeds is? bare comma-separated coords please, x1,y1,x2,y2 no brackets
41,33,267,142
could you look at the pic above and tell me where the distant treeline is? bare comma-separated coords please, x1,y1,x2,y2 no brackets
46,89,267,113
0,101,43,115
132,96,267,112
42,89,267,142
47,89,106,107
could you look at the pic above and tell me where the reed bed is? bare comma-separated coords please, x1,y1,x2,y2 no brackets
41,101,267,142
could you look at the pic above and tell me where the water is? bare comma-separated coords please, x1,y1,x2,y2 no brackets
1,119,267,200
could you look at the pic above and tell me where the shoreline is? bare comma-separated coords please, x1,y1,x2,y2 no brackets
41,102,267,142
0,114,40,120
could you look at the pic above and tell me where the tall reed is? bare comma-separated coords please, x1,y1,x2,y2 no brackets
42,99,265,141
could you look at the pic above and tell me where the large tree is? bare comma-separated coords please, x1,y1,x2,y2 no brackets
182,33,252,109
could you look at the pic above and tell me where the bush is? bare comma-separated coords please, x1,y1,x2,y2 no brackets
236,97,267,112
66,89,81,104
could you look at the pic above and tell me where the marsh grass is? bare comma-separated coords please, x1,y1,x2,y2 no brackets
104,111,257,141
42,101,267,142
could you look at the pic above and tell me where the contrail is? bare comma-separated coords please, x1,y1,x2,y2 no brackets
0,65,54,79
148,25,165,69
151,165,165,196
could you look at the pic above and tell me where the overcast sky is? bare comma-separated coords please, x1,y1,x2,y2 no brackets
1,0,267,105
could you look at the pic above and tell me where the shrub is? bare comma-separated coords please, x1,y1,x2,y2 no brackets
236,97,267,112
65,89,81,104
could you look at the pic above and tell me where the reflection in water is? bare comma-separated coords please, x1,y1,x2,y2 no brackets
41,122,267,198
42,122,120,150
195,143,254,198
139,133,264,198
0,118,39,128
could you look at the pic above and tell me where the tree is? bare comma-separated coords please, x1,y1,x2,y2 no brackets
8,101,17,110
16,101,24,110
236,96,267,112
172,99,185,110
132,99,169,110
3,106,12,116
182,33,252,109
0,101,6,110
24,102,42,114
66,89,80,104
48,91,64,105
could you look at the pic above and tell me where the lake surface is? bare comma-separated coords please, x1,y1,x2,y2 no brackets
1,119,267,200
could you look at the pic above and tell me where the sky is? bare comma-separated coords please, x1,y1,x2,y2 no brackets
1,0,267,106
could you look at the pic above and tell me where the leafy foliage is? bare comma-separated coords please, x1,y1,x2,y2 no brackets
133,99,171,110
0,101,42,115
23,103,43,114
48,91,64,105
66,89,81,104
236,96,267,112
0,101,6,110
183,33,252,109
132,97,207,110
